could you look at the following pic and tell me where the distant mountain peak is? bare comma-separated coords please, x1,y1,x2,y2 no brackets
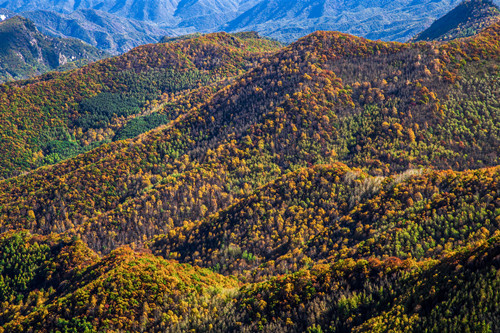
412,0,500,41
0,0,485,49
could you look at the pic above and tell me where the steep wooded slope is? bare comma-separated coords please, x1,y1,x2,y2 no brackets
0,16,107,83
0,231,238,332
0,32,280,179
413,0,500,42
149,165,500,279
2,231,500,332
0,23,498,256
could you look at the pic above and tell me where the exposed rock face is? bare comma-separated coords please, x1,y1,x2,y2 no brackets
0,16,107,82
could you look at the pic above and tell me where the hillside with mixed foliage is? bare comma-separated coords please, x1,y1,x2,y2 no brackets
0,32,281,179
0,9,499,333
2,230,500,332
0,231,239,332
0,16,107,83
1,22,498,247
413,0,500,42
148,165,500,279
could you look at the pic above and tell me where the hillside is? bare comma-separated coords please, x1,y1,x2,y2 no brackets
148,165,500,279
0,23,498,254
0,31,281,179
0,231,239,332
0,16,107,82
413,0,500,42
0,10,499,333
1,230,500,332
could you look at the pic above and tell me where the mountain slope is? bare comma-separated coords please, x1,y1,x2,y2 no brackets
413,0,500,41
0,16,107,82
0,31,280,179
0,23,498,256
0,9,499,333
21,9,174,55
0,231,239,333
0,0,258,27
222,235,500,332
2,230,500,332
0,0,179,23
224,0,471,42
148,164,500,278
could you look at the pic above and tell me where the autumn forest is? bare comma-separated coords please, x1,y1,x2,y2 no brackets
0,3,500,332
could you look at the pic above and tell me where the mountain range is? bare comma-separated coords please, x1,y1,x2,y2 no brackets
413,0,500,41
0,2,499,332
2,0,500,54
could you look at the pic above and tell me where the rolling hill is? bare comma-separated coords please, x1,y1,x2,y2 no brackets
0,4,499,332
1,229,500,331
0,31,281,179
0,22,498,253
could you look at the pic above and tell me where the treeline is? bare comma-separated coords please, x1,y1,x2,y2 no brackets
0,32,281,179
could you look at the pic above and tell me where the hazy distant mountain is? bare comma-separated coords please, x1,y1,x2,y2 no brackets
0,0,179,23
21,9,174,54
0,1,260,53
3,0,500,51
0,16,107,82
223,0,471,42
413,0,500,41
0,0,258,25
173,0,262,30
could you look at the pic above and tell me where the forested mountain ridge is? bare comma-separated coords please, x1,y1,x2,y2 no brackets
0,11,499,333
0,231,240,332
148,164,500,279
413,0,500,42
0,16,107,82
0,32,281,180
0,22,498,254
